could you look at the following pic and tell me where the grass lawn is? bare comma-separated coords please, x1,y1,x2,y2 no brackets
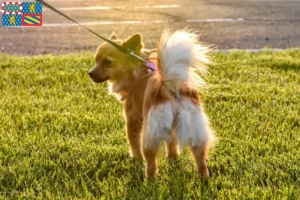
0,50,299,199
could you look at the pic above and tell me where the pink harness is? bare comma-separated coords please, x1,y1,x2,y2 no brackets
145,61,158,73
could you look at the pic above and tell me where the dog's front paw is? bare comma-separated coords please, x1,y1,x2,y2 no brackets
145,165,157,180
130,151,143,159
198,166,209,178
130,155,143,163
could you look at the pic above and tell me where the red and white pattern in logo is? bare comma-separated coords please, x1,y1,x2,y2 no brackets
2,2,23,15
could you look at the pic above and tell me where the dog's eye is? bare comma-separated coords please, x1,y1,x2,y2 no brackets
102,58,112,66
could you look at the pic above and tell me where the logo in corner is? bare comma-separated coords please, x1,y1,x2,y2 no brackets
2,2,42,27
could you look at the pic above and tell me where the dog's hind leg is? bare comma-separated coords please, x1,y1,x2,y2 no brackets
166,132,179,158
176,99,215,177
142,102,174,178
143,142,160,179
191,143,209,177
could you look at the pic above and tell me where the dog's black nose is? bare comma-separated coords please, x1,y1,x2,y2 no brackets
88,71,94,79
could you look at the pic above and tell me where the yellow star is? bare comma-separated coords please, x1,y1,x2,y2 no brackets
9,15,16,26
29,3,36,14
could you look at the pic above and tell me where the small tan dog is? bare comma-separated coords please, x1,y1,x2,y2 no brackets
89,30,216,179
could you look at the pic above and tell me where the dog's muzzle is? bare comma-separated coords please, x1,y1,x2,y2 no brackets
88,71,109,83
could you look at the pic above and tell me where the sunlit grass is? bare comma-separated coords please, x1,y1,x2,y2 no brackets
0,50,299,199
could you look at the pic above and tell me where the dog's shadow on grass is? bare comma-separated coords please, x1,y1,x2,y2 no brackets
124,158,145,183
123,152,210,198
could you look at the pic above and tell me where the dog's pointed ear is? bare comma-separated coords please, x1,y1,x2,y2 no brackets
123,33,143,52
109,34,118,40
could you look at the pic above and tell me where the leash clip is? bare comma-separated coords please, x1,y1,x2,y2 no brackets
126,50,145,62
126,50,157,73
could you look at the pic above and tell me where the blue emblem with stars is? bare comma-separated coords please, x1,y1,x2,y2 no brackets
2,14,22,27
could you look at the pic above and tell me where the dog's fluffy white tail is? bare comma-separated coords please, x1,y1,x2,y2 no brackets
157,30,212,93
